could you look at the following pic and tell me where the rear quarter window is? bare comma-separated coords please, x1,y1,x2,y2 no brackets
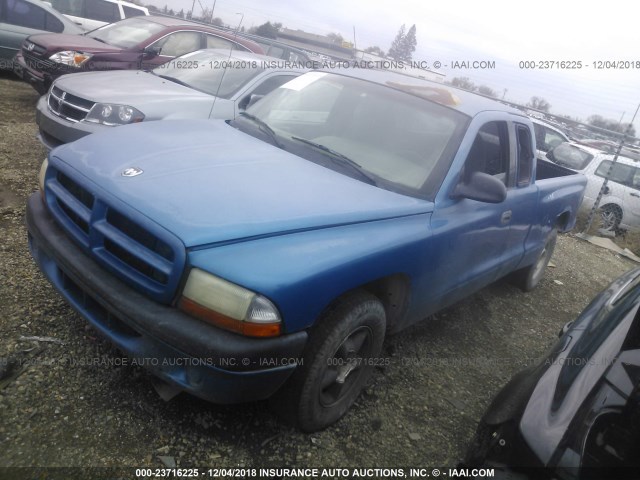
122,5,145,17
595,160,638,189
45,13,64,32
5,0,47,29
205,34,236,50
51,0,82,15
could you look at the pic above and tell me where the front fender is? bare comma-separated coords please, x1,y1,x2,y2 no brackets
186,214,432,333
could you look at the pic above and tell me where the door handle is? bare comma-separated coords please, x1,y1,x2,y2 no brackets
631,192,640,198
501,210,512,224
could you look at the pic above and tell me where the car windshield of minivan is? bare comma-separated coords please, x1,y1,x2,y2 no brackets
547,142,594,171
87,18,165,48
152,50,264,98
237,72,468,198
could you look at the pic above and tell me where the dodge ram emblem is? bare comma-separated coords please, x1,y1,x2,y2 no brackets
121,167,143,177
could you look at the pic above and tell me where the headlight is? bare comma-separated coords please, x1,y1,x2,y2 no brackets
38,157,48,194
49,51,92,67
178,268,282,337
85,103,145,126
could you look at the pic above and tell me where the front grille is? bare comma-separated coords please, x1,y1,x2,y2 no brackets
45,165,185,304
58,267,141,338
48,86,95,122
23,40,47,56
23,51,56,71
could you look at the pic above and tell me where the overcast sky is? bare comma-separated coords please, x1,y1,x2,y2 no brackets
148,0,640,133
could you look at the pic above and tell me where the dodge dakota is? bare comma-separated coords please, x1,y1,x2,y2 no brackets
26,69,586,431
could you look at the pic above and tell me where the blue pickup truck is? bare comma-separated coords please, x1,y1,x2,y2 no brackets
26,70,586,431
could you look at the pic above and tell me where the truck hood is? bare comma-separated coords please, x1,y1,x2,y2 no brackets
28,33,123,54
52,120,432,248
54,71,215,118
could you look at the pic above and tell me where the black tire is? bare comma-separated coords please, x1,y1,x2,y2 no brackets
512,229,557,292
600,204,623,233
273,290,386,432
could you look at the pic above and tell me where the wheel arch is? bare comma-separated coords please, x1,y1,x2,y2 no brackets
362,273,411,332
313,273,412,334
555,210,572,231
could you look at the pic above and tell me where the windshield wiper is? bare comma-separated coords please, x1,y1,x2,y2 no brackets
157,75,191,89
290,136,377,185
238,112,282,148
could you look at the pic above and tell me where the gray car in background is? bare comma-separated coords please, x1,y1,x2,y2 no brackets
0,0,84,70
36,48,304,148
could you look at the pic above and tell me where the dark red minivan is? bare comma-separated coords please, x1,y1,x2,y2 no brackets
15,15,264,93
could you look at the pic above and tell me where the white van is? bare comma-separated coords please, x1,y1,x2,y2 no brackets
547,142,640,232
49,0,148,30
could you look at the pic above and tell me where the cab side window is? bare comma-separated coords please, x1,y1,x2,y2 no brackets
464,121,510,184
516,124,534,186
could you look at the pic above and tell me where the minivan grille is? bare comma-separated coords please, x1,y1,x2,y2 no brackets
22,41,55,70
45,166,185,304
48,86,95,122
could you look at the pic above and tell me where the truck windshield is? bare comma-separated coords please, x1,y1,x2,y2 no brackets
152,50,265,98
87,18,165,49
238,72,469,198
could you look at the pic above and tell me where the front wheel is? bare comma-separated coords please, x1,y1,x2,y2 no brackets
512,229,557,292
274,291,386,432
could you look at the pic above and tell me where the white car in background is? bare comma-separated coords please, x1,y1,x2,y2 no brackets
50,0,148,30
36,49,304,148
547,142,640,232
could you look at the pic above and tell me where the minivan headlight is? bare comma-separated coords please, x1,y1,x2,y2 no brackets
178,268,282,337
49,51,92,67
85,103,145,126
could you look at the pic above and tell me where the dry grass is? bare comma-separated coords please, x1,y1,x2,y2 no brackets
573,210,640,256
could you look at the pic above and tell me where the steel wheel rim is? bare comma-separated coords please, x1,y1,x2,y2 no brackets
319,326,373,408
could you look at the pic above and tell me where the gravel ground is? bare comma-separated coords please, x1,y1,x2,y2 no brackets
0,72,637,475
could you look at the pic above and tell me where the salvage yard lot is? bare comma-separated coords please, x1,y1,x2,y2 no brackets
0,71,636,470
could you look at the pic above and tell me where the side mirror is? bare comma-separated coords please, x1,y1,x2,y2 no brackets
143,46,162,58
546,149,555,162
453,172,506,203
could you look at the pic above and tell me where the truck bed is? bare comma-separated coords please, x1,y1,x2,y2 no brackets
537,158,578,180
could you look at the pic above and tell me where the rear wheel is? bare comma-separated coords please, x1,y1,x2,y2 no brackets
273,291,386,432
512,229,557,292
600,204,623,233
